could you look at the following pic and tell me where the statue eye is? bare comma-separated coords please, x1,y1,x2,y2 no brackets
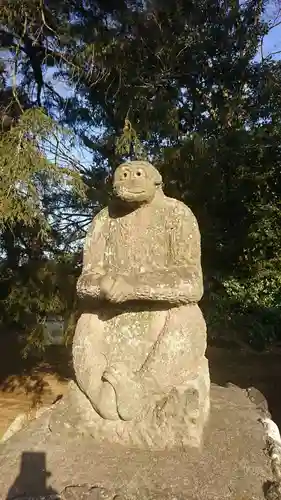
136,170,142,177
123,172,128,178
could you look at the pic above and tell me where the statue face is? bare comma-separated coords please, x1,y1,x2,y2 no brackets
113,161,162,204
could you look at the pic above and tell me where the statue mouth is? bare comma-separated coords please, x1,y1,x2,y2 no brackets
127,190,145,194
122,188,146,194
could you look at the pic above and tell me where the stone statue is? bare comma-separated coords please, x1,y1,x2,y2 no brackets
70,160,210,449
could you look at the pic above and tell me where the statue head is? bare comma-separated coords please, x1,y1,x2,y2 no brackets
113,160,162,204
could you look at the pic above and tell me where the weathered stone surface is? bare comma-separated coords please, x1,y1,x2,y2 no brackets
0,384,274,500
72,160,210,449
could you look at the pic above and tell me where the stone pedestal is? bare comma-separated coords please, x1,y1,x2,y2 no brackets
0,384,276,500
49,363,210,449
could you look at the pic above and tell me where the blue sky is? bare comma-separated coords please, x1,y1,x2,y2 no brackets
257,22,281,60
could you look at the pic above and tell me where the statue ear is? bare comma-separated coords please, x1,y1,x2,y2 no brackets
154,172,163,187
155,180,163,189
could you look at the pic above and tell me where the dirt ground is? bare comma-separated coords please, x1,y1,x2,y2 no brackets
0,332,281,439
0,333,72,438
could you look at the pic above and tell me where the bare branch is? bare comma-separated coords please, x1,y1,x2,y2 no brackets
269,20,281,30
267,49,281,58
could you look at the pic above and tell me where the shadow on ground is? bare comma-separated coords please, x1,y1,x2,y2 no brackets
207,344,281,429
0,331,72,408
6,451,59,499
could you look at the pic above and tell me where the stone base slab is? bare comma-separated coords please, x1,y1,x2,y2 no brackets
0,384,275,500
48,359,210,450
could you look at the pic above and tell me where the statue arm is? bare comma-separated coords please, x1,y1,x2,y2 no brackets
76,209,108,300
125,207,203,305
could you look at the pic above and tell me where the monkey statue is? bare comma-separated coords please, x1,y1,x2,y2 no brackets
68,160,210,449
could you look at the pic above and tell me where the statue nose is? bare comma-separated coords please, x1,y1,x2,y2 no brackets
131,177,140,186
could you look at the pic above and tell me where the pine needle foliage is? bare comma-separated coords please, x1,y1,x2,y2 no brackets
0,108,85,230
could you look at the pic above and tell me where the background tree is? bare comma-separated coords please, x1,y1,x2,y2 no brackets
0,0,86,352
51,0,281,349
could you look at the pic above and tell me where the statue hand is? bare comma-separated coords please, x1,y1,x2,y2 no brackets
77,272,101,298
78,273,97,289
100,274,133,303
99,274,115,297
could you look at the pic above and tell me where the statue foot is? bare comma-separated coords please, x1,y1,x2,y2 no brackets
94,380,120,421
103,364,146,421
